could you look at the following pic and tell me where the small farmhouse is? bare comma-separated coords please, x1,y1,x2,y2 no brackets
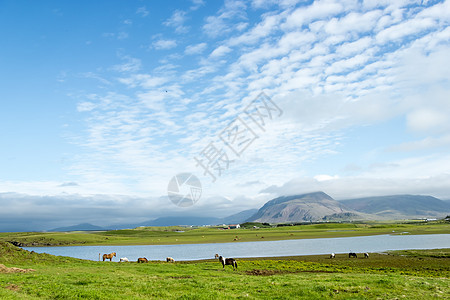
227,224,240,229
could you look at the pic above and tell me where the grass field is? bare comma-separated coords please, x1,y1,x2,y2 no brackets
1,220,449,247
0,241,448,299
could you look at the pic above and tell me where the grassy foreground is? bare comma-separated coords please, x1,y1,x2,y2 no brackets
1,220,449,247
0,242,448,299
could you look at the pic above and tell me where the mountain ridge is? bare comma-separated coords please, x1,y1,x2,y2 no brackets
49,223,105,232
339,194,450,219
247,191,365,223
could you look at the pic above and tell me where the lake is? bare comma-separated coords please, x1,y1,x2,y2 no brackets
24,234,450,262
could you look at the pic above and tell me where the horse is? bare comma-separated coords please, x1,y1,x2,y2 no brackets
137,257,148,263
166,257,175,262
330,253,335,259
349,252,357,258
119,257,129,262
217,255,237,270
364,253,369,258
102,252,116,261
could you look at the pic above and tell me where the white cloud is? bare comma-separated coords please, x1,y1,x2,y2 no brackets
118,74,170,89
190,0,205,10
262,173,450,200
336,37,373,56
314,174,340,182
389,135,450,152
185,42,207,55
152,39,177,50
209,45,232,58
282,0,344,30
376,17,436,43
164,10,189,33
202,0,247,37
325,54,371,75
324,10,383,35
407,109,449,133
80,72,111,85
112,56,142,73
77,102,96,112
228,13,282,46
251,0,277,9
136,6,149,17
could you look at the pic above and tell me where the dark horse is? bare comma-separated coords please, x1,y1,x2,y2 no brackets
349,252,357,258
102,252,116,261
217,255,237,270
137,257,148,263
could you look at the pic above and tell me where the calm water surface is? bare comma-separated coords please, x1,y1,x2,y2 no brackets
24,234,450,262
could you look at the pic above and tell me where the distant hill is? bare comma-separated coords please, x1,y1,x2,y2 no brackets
139,216,221,227
55,210,259,231
247,191,366,223
138,210,260,227
49,223,104,232
339,194,450,219
220,209,258,224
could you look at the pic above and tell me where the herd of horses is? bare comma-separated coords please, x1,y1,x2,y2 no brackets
99,252,237,269
99,251,369,269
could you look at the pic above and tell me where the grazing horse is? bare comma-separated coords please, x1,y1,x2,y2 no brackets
119,257,129,262
166,257,175,263
102,252,116,261
349,252,357,258
217,255,237,270
137,257,148,263
364,253,369,258
330,253,335,259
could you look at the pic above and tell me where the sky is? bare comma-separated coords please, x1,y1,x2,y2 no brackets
0,0,449,230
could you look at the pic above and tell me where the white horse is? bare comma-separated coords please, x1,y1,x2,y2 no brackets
364,253,369,258
119,257,129,262
166,257,175,262
330,253,335,259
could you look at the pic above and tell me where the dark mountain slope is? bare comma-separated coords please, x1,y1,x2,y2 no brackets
339,195,450,219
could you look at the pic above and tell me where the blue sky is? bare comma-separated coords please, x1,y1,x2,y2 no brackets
1,0,450,229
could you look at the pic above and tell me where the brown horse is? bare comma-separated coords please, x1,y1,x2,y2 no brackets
102,252,116,261
166,257,175,262
137,257,148,263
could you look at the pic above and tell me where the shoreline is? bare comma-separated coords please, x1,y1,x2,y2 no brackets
18,230,449,247
4,221,449,248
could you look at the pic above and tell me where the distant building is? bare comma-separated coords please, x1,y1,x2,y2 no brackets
227,224,240,229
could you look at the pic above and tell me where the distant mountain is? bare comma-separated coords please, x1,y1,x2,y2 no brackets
138,210,261,227
247,191,366,223
49,223,104,232
139,216,221,227
339,194,450,219
107,209,259,229
220,209,258,224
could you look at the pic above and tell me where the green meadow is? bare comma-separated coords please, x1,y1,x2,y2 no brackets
0,241,448,299
1,220,449,247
